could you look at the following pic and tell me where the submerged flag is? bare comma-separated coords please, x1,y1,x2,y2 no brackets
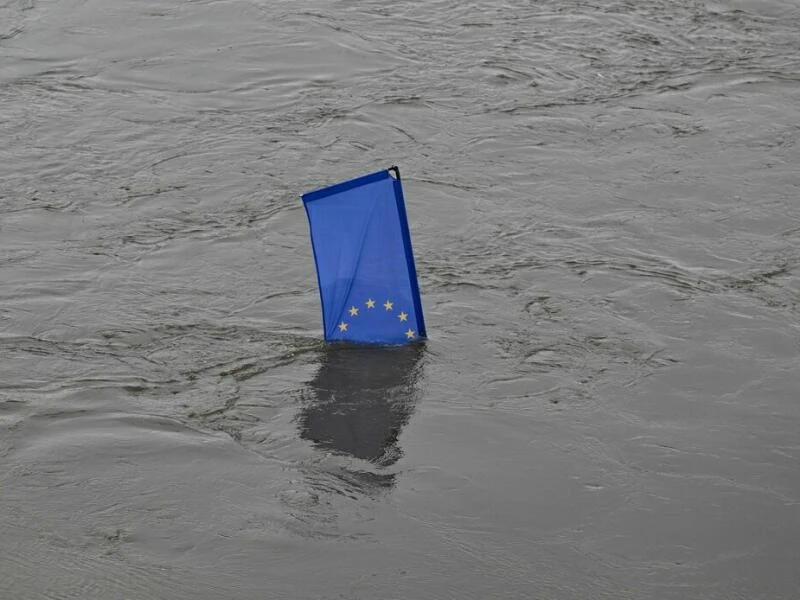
302,167,426,345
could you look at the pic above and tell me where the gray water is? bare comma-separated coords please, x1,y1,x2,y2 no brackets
2,0,799,598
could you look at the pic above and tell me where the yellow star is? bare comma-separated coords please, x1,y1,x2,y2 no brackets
383,300,393,311
338,321,348,332
398,311,408,322
365,298,375,309
349,306,359,317
405,328,415,339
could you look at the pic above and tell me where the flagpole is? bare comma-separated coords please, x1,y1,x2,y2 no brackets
389,165,427,339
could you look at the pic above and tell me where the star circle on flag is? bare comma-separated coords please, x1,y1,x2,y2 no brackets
365,298,375,309
338,321,348,332
383,300,393,311
349,306,359,317
405,328,415,339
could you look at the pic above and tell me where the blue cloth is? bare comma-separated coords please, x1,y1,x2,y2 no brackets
302,168,426,345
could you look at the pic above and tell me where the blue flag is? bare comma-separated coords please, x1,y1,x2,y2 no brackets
302,167,426,345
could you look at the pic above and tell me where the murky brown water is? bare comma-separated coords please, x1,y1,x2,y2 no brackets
2,0,799,598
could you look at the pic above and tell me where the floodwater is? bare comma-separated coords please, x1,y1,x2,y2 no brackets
2,0,799,598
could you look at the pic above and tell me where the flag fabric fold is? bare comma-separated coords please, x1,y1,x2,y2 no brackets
302,167,426,345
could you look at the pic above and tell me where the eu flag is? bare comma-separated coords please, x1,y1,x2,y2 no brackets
302,167,426,345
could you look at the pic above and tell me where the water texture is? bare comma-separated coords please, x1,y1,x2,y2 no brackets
1,0,799,598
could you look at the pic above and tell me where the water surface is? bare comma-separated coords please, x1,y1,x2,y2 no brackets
2,0,799,598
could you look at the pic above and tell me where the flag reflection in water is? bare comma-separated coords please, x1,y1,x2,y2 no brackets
299,344,424,473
